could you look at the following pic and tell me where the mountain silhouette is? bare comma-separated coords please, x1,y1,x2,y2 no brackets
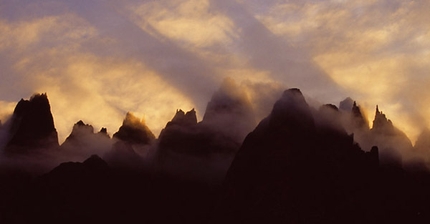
216,88,380,223
60,120,112,161
113,112,155,145
370,106,413,166
1,87,430,224
159,78,256,156
202,77,256,142
5,93,58,152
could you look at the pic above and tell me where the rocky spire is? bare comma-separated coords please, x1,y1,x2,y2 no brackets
372,105,394,134
351,101,368,128
6,93,59,150
113,112,155,145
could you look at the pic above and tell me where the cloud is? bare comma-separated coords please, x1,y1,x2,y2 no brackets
0,0,429,143
130,0,238,47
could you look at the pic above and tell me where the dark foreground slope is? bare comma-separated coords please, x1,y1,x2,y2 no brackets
0,155,221,224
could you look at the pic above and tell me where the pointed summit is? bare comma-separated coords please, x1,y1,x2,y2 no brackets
6,93,58,151
372,105,394,134
339,97,354,111
65,120,94,142
98,127,109,138
270,88,314,131
113,112,155,145
351,101,368,129
370,105,412,166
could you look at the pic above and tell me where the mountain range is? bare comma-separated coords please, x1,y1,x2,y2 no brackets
1,79,430,223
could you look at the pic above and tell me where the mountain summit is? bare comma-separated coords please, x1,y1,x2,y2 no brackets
6,93,59,151
113,112,155,145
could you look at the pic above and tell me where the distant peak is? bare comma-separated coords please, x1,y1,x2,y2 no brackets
113,112,155,145
339,97,354,111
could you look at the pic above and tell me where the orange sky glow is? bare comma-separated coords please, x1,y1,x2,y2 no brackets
0,0,429,143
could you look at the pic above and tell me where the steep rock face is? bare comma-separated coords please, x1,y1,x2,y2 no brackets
351,101,368,129
113,112,155,145
6,93,58,151
370,106,412,166
217,89,379,223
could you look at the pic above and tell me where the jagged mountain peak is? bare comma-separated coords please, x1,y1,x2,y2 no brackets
171,108,197,126
64,120,95,142
99,127,108,135
372,105,394,132
269,88,314,130
113,112,155,145
6,92,58,150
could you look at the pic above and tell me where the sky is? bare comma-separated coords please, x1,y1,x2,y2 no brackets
0,0,429,143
